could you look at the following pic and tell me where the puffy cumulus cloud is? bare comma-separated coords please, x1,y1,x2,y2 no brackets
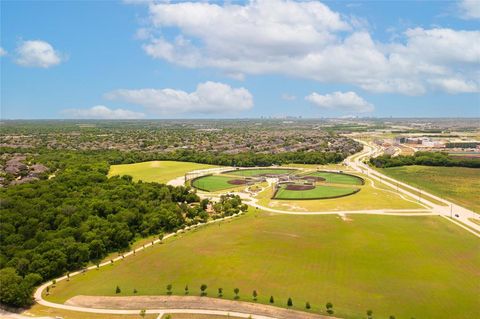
0,47,7,57
105,81,253,115
63,105,145,119
458,0,480,19
15,40,64,68
133,0,480,95
305,91,374,113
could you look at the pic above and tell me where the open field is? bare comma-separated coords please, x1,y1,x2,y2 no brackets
258,177,423,211
226,168,297,176
304,171,364,185
191,175,240,192
46,211,480,319
274,184,358,200
379,166,480,213
108,161,218,184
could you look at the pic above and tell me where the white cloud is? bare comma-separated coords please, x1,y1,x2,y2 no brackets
429,78,480,94
0,47,7,57
15,40,64,68
63,105,145,119
105,81,253,115
225,72,246,81
281,93,296,101
458,0,480,19
132,0,480,95
305,91,374,113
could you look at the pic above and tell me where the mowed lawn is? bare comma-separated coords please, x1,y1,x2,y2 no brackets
48,212,480,319
306,171,364,185
258,177,423,211
274,185,358,200
380,166,480,213
227,168,297,176
191,175,238,192
108,161,218,184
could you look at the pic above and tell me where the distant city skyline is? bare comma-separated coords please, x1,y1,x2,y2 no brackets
1,0,479,119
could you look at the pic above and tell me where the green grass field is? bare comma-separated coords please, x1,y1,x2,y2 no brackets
274,184,358,200
305,171,364,185
47,211,480,319
226,168,297,176
379,166,480,213
258,176,423,212
191,175,239,192
108,161,218,184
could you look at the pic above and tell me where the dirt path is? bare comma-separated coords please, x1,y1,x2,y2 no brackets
66,295,333,319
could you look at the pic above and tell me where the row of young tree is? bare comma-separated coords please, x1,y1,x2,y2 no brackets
114,283,401,318
0,150,246,308
370,151,480,168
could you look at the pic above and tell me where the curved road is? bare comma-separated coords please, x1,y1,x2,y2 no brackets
349,140,480,237
28,144,480,319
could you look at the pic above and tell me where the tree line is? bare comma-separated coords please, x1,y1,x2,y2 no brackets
0,150,246,308
370,151,480,168
109,148,354,167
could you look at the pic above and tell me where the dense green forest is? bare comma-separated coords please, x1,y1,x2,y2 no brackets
370,151,480,168
0,149,246,308
1,146,354,170
110,149,350,166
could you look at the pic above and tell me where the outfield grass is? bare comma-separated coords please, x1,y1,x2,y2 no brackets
47,211,480,319
306,171,364,185
379,166,480,213
285,163,352,171
191,175,239,192
226,168,296,176
108,161,218,184
258,177,423,212
274,184,358,200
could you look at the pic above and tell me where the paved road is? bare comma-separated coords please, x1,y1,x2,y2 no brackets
29,145,479,318
348,140,480,236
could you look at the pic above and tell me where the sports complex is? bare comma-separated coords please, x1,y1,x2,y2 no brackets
34,144,480,319
191,168,364,200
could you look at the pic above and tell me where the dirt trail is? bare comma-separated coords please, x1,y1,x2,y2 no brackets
66,295,334,319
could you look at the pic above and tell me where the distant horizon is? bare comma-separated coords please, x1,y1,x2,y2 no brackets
2,117,480,121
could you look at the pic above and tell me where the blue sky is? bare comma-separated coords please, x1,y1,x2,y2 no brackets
1,0,479,119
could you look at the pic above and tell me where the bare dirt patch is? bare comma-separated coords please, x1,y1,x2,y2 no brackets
150,162,162,168
338,214,353,222
285,184,315,191
228,179,248,185
66,295,332,319
299,176,325,182
262,231,300,238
